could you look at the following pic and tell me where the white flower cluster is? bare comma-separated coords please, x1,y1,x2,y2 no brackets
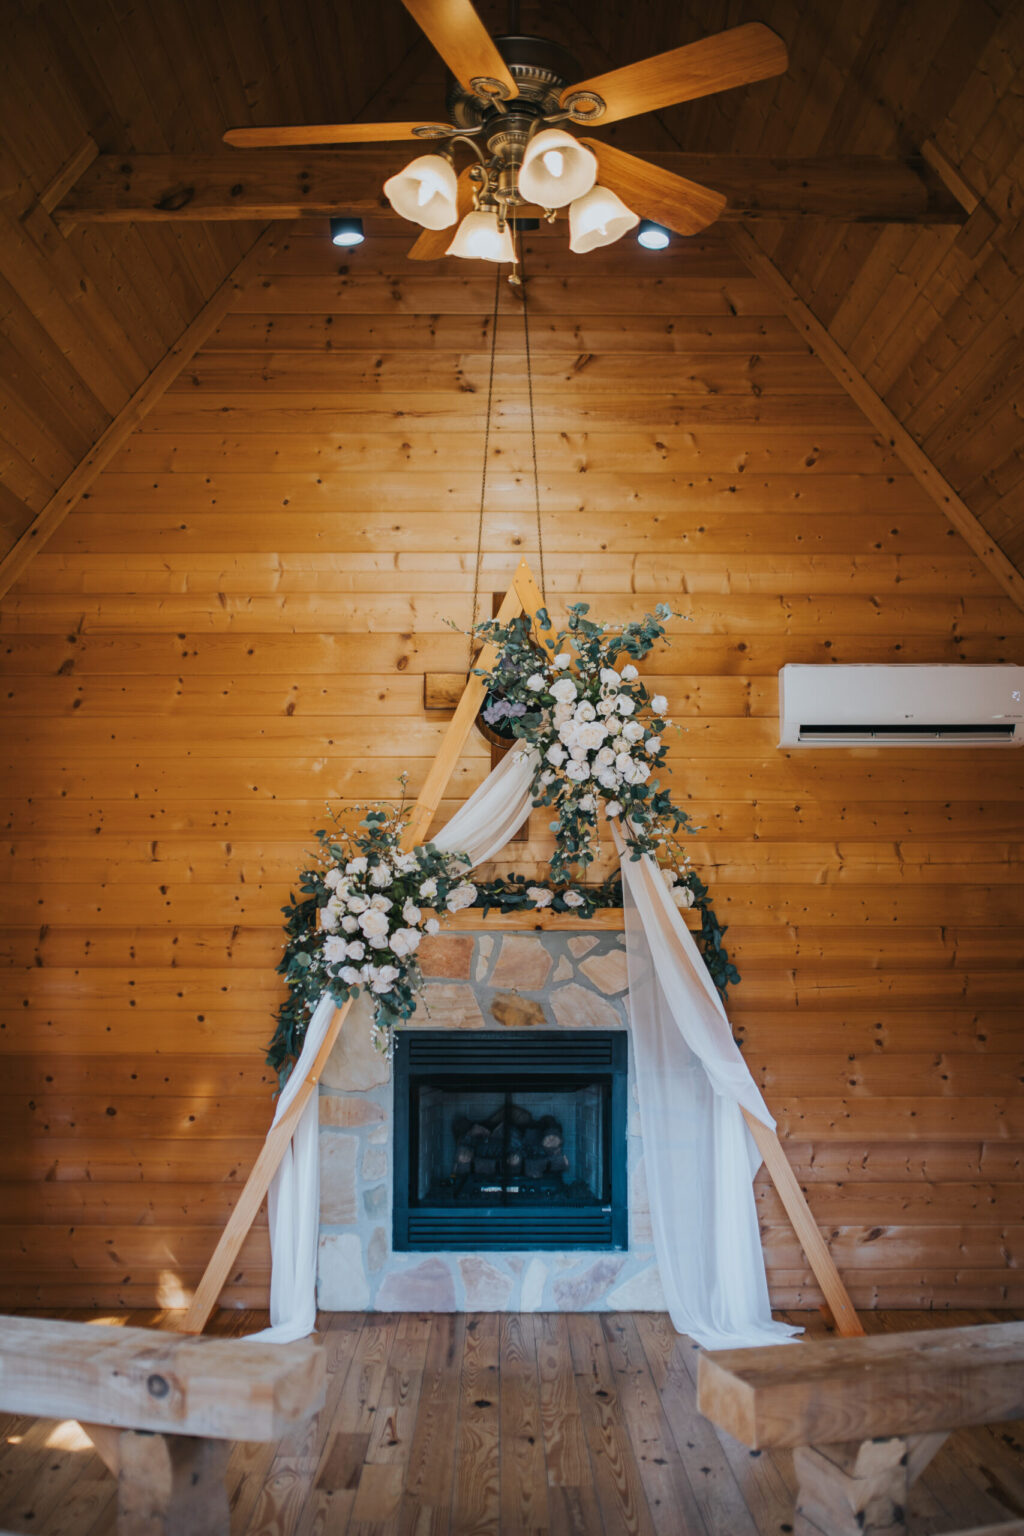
540,663,669,801
660,865,696,908
318,856,477,997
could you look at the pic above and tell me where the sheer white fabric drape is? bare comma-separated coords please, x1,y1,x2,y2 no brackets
249,744,797,1348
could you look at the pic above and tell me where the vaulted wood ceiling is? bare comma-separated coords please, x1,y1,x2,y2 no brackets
1,0,1022,588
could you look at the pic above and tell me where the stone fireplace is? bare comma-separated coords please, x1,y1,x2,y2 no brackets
316,929,666,1312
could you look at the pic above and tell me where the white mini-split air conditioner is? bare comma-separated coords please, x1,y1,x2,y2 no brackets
778,664,1024,747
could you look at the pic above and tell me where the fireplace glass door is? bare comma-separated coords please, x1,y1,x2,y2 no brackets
393,1031,627,1250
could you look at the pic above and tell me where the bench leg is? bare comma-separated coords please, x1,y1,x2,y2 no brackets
116,1430,231,1536
793,1431,948,1536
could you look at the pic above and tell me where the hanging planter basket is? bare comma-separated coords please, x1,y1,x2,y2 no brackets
476,688,527,750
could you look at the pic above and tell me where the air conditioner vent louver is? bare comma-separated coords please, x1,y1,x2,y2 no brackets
779,666,1024,749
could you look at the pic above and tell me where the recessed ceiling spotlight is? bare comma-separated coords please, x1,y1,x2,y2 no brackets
637,220,671,250
330,216,365,247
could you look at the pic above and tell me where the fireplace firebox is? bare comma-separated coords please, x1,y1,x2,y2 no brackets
393,1031,628,1250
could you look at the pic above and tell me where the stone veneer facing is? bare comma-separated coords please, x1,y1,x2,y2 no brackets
317,930,667,1312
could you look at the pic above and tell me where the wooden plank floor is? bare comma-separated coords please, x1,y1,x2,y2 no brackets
1,1309,1023,1534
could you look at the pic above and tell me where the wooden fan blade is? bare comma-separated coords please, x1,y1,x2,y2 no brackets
400,0,517,98
223,121,451,147
581,140,727,236
561,23,787,125
407,167,475,260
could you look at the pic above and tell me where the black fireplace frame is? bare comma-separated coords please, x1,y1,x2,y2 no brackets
392,1030,628,1251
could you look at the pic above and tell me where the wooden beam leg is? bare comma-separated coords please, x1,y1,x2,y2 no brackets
741,1108,864,1337
177,996,353,1334
117,1430,231,1536
792,1432,948,1536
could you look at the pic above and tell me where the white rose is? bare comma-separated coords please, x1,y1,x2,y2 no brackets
553,652,572,669
346,939,365,960
425,918,440,935
595,745,616,767
576,722,607,750
369,863,392,888
563,890,584,908
369,931,389,948
574,700,596,722
359,908,389,938
360,962,375,980
527,886,553,908
553,702,574,725
661,866,679,886
630,760,650,784
578,794,597,812
673,885,696,908
402,899,421,924
527,673,546,691
558,720,579,746
394,851,418,873
550,677,578,705
345,856,368,875
616,695,636,715
600,667,620,685
605,799,622,817
370,894,392,911
621,664,638,680
605,715,622,735
597,768,620,789
319,905,339,932
651,694,668,714
371,965,400,995
564,759,590,781
545,742,567,767
323,936,349,963
324,868,343,890
346,893,369,914
621,720,644,743
389,929,412,958
418,877,437,899
446,881,478,913
539,769,556,786
596,698,615,716
392,927,421,956
615,751,634,776
341,914,359,933
645,735,661,754
340,966,362,984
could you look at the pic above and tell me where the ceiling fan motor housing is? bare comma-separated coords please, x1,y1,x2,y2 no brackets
446,34,580,128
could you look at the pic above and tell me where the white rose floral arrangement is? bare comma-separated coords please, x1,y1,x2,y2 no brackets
269,792,476,1071
465,600,740,998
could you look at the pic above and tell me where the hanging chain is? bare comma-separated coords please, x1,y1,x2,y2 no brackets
517,228,547,602
469,264,503,665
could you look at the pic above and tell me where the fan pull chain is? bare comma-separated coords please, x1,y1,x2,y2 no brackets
469,264,504,667
518,231,547,604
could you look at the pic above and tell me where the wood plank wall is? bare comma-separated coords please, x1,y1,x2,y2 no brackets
575,0,1024,587
1,222,1023,1310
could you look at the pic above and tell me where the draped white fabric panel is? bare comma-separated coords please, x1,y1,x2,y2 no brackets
248,744,798,1348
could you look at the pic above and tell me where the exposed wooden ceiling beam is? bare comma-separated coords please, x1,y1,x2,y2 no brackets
728,225,1024,612
0,227,279,600
55,151,965,225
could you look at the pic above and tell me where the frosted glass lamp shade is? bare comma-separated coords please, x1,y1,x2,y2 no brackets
517,128,597,208
446,209,515,263
383,155,459,229
568,184,640,253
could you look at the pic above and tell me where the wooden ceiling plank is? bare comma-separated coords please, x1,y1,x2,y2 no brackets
53,150,965,224
0,226,277,601
728,224,1024,611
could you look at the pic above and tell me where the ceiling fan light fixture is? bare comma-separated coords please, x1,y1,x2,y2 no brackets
568,184,639,253
384,154,459,229
517,128,597,208
446,208,515,263
329,216,365,247
637,220,671,250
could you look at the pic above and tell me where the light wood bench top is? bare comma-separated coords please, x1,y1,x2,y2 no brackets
0,1314,324,1441
697,1319,1024,1450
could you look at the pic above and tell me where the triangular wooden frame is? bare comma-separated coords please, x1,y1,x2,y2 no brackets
179,560,863,1339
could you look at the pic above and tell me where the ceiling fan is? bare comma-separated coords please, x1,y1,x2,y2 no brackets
223,0,788,263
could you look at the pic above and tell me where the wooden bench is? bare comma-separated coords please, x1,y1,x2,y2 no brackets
0,1315,325,1535
697,1320,1024,1536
